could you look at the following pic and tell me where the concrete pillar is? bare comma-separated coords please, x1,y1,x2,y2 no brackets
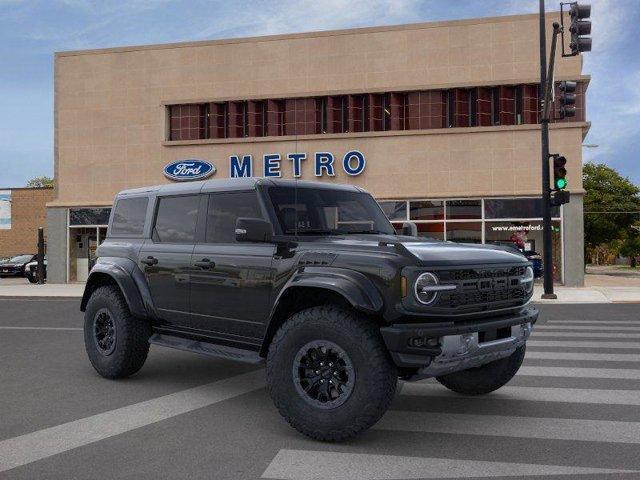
561,193,585,287
46,208,67,283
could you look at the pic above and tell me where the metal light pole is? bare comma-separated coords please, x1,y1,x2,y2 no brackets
539,0,557,299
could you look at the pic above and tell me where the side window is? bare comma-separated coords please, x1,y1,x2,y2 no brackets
205,192,262,243
110,197,148,236
153,195,200,243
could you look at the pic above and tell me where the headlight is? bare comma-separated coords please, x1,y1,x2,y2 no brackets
414,272,456,305
521,266,534,294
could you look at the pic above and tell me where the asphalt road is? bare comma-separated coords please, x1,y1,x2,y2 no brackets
1,300,639,480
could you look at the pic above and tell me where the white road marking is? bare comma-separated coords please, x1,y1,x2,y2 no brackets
525,350,640,361
533,331,640,339
261,449,637,479
375,411,640,444
537,325,640,332
400,383,640,405
546,320,640,325
0,327,82,331
528,340,640,349
0,369,265,473
518,366,640,379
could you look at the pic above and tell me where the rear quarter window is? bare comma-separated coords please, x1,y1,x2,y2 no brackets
110,197,148,236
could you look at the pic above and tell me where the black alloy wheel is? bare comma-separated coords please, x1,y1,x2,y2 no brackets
293,340,355,409
93,308,116,356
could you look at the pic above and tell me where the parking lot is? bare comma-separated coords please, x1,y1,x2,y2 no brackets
1,299,639,479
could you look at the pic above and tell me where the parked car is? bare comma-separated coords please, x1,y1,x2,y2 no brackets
25,256,47,283
81,178,537,441
0,254,36,278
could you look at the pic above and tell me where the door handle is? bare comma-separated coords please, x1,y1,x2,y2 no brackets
194,258,214,269
141,256,158,266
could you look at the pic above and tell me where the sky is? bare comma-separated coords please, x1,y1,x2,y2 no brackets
0,0,638,187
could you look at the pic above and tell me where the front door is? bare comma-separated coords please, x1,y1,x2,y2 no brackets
189,191,275,343
139,194,201,327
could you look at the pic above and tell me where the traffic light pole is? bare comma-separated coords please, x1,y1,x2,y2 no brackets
539,0,557,299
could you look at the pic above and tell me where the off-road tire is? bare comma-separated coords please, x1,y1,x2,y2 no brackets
27,274,37,283
436,345,526,395
84,285,151,379
266,305,397,442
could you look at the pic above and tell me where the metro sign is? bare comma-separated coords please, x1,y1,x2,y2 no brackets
229,151,366,178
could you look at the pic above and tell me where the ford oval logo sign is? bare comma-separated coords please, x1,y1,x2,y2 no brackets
164,160,215,181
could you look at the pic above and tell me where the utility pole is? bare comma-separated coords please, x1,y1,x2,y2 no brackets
539,0,556,299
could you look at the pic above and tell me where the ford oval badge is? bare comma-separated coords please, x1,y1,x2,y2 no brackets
163,159,216,181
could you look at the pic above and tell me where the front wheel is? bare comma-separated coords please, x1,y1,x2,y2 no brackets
436,345,526,395
27,274,37,283
266,306,397,442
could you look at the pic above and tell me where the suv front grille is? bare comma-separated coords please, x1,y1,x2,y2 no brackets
434,266,528,310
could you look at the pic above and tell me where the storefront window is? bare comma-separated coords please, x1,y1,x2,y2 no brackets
446,200,481,219
378,201,407,221
410,201,444,220
484,198,559,219
447,221,482,243
485,220,562,280
69,208,111,226
417,222,444,240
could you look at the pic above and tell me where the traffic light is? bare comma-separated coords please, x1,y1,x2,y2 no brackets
569,3,592,55
551,190,570,207
558,81,577,119
552,154,568,190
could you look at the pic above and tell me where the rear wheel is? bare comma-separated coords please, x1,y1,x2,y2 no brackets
84,285,151,379
436,345,526,395
266,305,397,441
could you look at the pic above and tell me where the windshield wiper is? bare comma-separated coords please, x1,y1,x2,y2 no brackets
341,229,389,235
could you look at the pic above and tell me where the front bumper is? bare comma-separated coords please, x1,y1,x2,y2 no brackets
380,306,538,380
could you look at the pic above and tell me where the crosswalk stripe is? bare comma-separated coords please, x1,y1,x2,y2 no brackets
528,340,640,349
546,320,640,325
261,449,637,479
537,325,640,332
533,331,640,339
374,411,640,444
518,366,640,379
0,369,265,473
525,350,640,361
400,383,640,405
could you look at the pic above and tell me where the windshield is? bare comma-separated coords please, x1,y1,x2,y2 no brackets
9,255,33,263
267,186,395,236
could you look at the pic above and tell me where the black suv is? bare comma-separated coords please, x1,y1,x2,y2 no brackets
81,178,537,441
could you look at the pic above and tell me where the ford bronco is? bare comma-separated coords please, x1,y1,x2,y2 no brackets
81,178,537,441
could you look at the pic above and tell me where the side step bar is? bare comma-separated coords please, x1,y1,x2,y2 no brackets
149,333,264,364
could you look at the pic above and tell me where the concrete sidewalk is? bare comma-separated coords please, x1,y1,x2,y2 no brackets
0,282,84,298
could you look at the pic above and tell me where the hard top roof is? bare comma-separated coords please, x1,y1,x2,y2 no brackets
116,178,364,198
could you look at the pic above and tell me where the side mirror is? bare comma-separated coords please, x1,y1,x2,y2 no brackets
235,217,273,243
401,221,418,236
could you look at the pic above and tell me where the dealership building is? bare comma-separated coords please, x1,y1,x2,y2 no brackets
48,12,589,285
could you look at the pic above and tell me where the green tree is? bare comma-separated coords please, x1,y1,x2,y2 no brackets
26,176,54,188
620,223,640,268
583,163,640,249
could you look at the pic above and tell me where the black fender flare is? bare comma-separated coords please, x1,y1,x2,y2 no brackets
80,258,155,319
260,267,384,355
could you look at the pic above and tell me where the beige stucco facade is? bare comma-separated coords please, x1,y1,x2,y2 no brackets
49,12,588,285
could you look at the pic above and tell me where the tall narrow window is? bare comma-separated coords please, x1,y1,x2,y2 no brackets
388,92,406,130
227,101,246,138
469,88,477,127
497,86,516,126
515,86,523,125
266,99,285,136
317,97,327,133
452,89,470,127
247,100,265,137
368,93,385,131
476,87,492,126
326,95,346,133
522,84,539,124
347,94,365,133
208,102,227,139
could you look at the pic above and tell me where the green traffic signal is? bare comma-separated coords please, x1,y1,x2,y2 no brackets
555,178,568,190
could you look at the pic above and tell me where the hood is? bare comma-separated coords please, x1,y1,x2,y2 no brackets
402,241,527,266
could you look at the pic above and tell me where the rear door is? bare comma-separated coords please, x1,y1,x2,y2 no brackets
139,194,201,327
189,191,275,342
